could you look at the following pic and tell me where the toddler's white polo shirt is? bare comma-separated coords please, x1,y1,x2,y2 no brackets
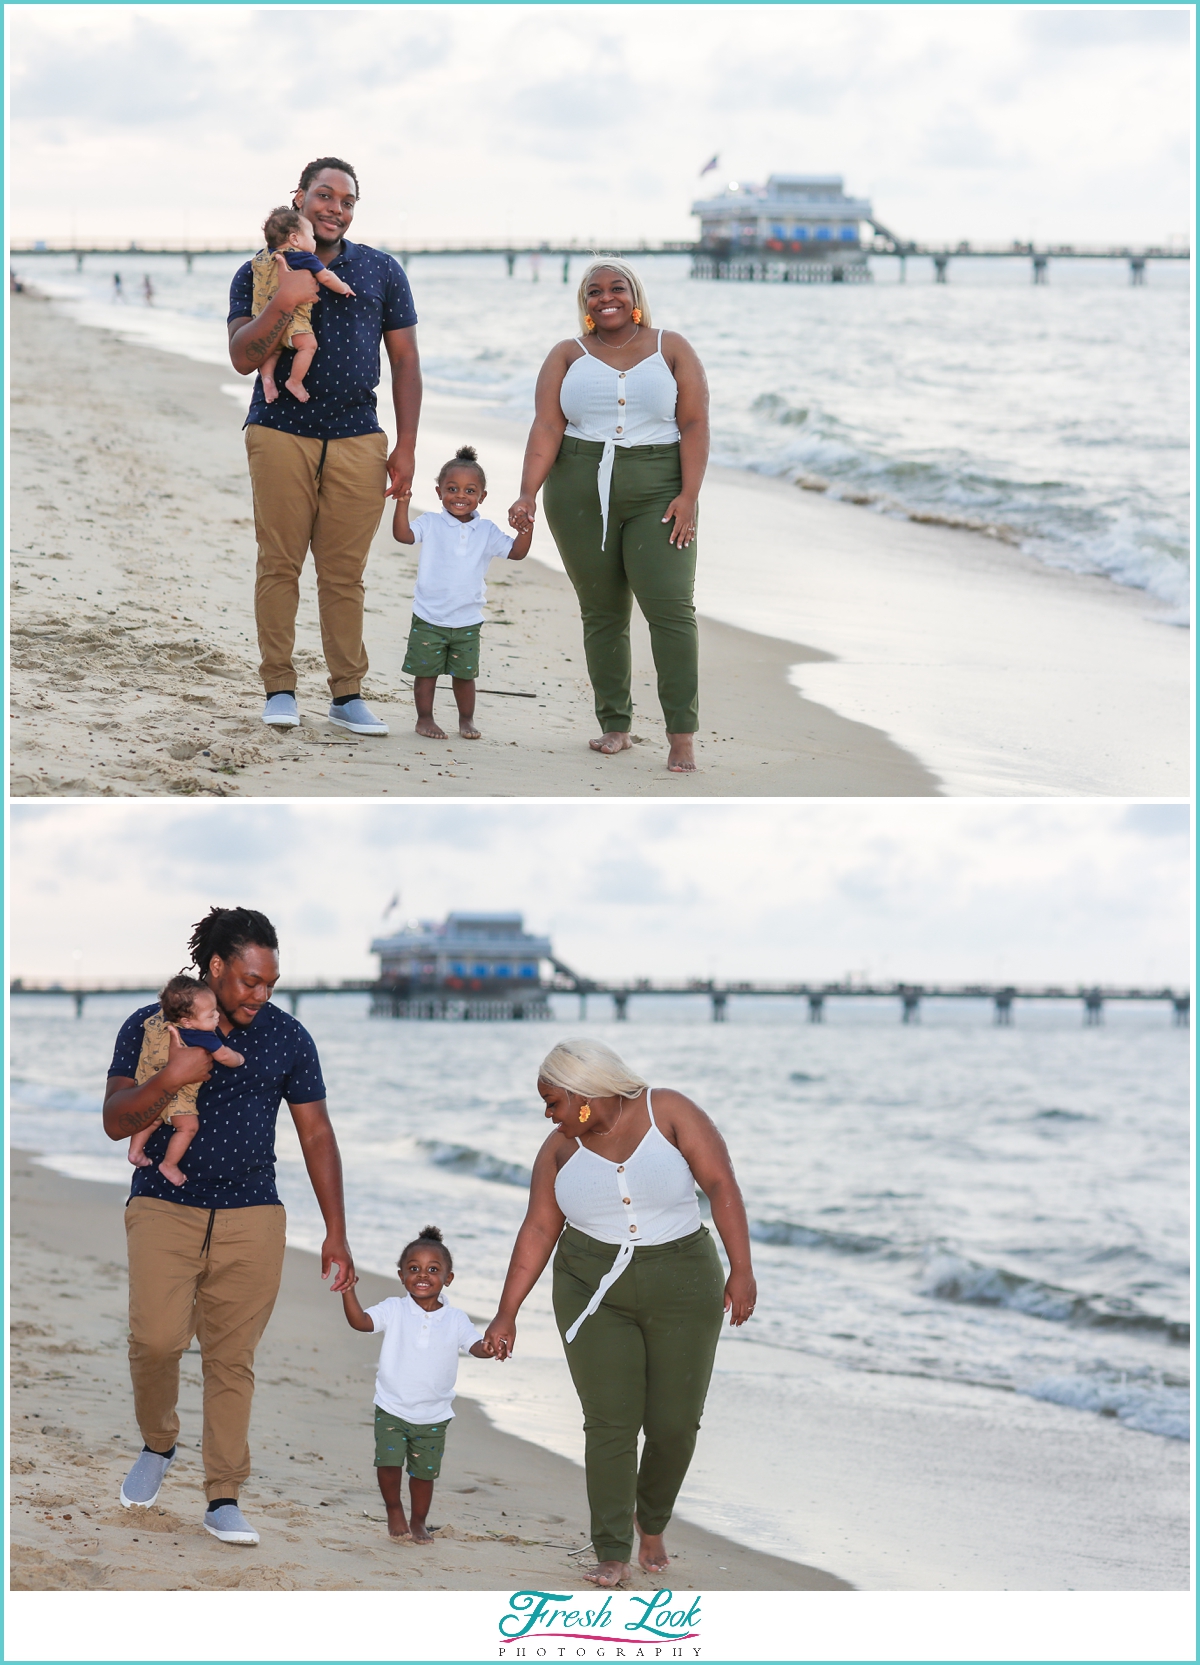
410,508,514,629
364,1294,483,1424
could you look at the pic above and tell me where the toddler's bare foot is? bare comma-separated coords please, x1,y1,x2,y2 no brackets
410,1521,434,1544
459,719,481,739
158,1161,187,1186
416,716,448,739
261,377,279,404
385,1506,410,1539
128,1150,153,1168
635,1518,670,1573
589,732,632,755
582,1560,630,1587
666,734,697,773
284,378,310,403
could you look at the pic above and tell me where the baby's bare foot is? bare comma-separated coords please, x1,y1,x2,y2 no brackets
416,717,448,739
459,720,481,739
284,379,310,403
128,1150,153,1168
589,732,632,756
261,379,279,404
158,1162,187,1187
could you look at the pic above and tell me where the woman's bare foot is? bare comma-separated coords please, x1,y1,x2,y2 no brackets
635,1519,670,1573
158,1161,187,1186
409,1521,434,1544
459,720,481,739
581,1560,630,1587
589,732,632,755
284,378,310,403
666,734,696,773
416,716,448,739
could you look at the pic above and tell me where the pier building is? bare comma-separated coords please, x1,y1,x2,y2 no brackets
690,174,873,282
368,911,553,1020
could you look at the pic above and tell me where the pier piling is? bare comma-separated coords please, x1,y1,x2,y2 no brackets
711,992,728,1023
1130,256,1147,285
933,254,949,283
993,990,1015,1026
1032,254,1049,285
1083,992,1104,1026
807,994,825,1023
613,992,629,1021
900,988,923,1023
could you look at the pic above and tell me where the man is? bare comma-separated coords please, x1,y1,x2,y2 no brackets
103,907,356,1545
228,156,422,736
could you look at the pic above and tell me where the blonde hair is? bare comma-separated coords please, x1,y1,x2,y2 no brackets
539,1037,648,1101
575,258,652,334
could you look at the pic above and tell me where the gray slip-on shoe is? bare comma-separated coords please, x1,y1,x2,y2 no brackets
203,1502,260,1545
262,692,300,728
120,1446,175,1508
327,697,388,735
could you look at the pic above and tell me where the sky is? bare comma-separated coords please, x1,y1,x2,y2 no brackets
7,801,1190,988
8,4,1193,248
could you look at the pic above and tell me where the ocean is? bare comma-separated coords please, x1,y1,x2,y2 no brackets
17,248,1191,623
11,992,1190,1570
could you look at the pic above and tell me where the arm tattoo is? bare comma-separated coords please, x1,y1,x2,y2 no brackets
245,310,294,365
112,1090,171,1139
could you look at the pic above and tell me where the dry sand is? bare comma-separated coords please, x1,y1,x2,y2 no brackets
8,1150,845,1593
9,291,935,799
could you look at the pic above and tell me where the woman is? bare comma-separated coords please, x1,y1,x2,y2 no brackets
508,261,710,774
484,1038,755,1588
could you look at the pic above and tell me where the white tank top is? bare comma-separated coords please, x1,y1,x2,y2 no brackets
554,1089,705,1344
559,331,681,545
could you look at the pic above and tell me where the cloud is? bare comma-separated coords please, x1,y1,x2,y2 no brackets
7,802,1191,991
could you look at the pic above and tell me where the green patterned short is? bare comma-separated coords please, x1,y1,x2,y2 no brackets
373,1406,447,1475
402,614,481,680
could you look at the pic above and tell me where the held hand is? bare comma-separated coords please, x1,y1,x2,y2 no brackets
483,1315,516,1360
322,1237,357,1294
163,1023,214,1088
508,496,537,533
272,255,320,311
662,495,697,549
723,1270,757,1327
386,446,416,501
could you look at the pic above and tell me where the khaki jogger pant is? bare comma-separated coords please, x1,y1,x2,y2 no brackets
245,425,389,698
542,436,700,735
125,1197,286,1503
552,1224,725,1564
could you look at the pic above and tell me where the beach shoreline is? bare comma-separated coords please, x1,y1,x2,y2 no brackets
12,287,1189,797
8,1148,842,1593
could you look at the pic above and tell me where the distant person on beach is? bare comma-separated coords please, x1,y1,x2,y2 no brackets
112,272,123,302
126,974,245,1185
484,1038,755,1588
250,207,356,404
342,1224,495,1541
141,274,154,305
103,906,356,1548
228,155,421,739
393,445,531,739
509,259,710,774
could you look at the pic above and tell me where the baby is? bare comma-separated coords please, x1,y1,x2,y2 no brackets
393,446,531,740
127,975,244,1186
250,206,356,404
342,1225,495,1542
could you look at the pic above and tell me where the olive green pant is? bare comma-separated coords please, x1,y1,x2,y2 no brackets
553,1225,725,1564
542,437,699,734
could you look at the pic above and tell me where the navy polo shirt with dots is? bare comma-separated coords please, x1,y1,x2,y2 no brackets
228,238,418,440
109,1001,327,1209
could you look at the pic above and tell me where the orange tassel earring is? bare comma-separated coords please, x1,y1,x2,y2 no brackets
583,317,597,333
578,1102,592,1124
631,308,642,325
